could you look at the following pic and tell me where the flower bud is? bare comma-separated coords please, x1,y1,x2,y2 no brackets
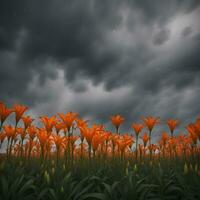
44,170,50,184
195,164,198,172
51,159,55,166
60,186,64,193
189,163,193,171
184,163,188,175
52,167,55,175
158,162,161,168
125,167,129,176
126,161,130,167
134,164,137,172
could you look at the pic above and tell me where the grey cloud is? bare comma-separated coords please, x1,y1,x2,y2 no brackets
0,0,200,134
182,26,193,37
193,32,200,41
153,29,171,45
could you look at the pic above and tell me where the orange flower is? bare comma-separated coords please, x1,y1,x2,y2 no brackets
103,131,112,142
189,132,198,145
166,119,179,137
91,134,103,152
27,126,38,140
142,116,159,146
3,125,17,140
69,135,79,145
16,127,26,140
4,125,18,156
131,123,144,136
116,136,133,154
79,126,96,146
76,119,89,142
26,126,38,158
13,104,28,125
141,133,149,147
54,121,65,135
76,118,89,131
53,135,66,150
69,135,79,158
80,125,102,159
37,129,50,158
21,116,34,130
125,134,134,150
0,102,13,127
110,114,124,134
58,112,78,132
37,129,49,147
186,123,198,145
194,119,200,139
186,123,196,135
142,116,160,132
148,144,157,152
132,123,143,160
40,115,56,133
110,134,120,148
116,140,127,152
0,131,6,147
160,132,169,146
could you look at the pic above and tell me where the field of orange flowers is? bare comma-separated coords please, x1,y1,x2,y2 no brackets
0,102,200,200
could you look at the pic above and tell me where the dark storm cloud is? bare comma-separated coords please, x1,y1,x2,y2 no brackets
182,26,193,37
153,29,171,45
0,0,200,135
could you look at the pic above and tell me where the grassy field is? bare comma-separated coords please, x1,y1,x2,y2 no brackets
0,157,200,200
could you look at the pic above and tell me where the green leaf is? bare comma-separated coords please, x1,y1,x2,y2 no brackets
79,193,107,200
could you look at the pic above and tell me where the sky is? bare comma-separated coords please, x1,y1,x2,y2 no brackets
0,0,200,137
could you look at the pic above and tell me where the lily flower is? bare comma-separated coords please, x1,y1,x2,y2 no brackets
166,119,179,137
13,104,28,125
22,116,34,130
142,116,159,145
40,115,56,133
58,112,78,133
0,102,13,129
110,114,124,134
132,123,144,160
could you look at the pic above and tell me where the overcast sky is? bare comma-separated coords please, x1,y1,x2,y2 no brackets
0,0,200,137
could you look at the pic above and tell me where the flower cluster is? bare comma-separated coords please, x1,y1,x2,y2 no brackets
0,102,199,163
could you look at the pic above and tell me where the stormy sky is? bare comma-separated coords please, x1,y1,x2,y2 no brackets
0,0,200,137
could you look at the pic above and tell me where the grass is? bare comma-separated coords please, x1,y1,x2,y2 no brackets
0,156,200,200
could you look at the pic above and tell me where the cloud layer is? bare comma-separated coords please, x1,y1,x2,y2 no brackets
0,0,200,136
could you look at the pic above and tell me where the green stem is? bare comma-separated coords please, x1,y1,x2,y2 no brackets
9,138,13,158
136,135,138,161
171,130,174,138
116,127,119,135
149,130,152,146
20,139,24,158
88,144,91,161
28,140,33,160
6,138,10,159
0,121,2,132
81,141,83,161
56,147,59,165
